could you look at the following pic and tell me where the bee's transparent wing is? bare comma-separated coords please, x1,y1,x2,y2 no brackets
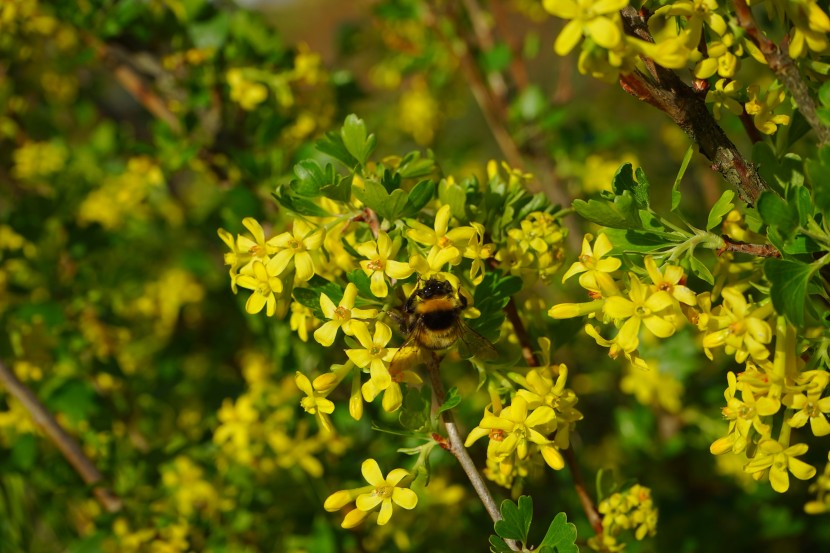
456,322,498,361
389,332,427,374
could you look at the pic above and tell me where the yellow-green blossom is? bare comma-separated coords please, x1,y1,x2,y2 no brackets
706,78,744,120
589,484,658,551
324,459,418,528
406,204,476,258
313,283,378,346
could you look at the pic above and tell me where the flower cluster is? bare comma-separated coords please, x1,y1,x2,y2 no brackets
588,484,658,552
466,338,583,491
541,0,819,135
550,231,829,499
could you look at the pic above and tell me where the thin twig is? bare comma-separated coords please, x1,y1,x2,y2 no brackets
718,238,781,257
0,359,122,513
426,353,505,525
733,0,830,145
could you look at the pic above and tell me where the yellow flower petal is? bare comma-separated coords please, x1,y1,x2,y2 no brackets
361,458,384,486
392,488,418,509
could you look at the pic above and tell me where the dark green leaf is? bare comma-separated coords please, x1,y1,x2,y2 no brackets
494,496,532,543
539,512,580,553
8,434,37,470
347,270,377,299
291,159,325,196
756,191,797,232
273,188,331,217
819,81,830,106
806,145,830,219
481,42,512,73
489,536,513,553
672,145,694,211
399,386,430,430
398,152,435,179
604,228,682,254
320,174,352,203
400,179,435,217
765,258,814,326
707,190,735,231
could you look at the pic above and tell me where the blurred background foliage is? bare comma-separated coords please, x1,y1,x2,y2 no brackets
0,0,827,552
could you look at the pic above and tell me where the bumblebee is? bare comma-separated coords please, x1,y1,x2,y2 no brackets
390,278,497,371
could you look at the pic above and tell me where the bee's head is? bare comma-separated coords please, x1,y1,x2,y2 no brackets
417,278,454,299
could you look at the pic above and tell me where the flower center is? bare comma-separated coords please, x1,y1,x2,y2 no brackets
374,485,393,499
437,236,452,248
489,429,505,441
289,239,301,250
334,306,350,321
367,259,384,271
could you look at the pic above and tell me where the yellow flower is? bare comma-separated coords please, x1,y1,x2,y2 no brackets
269,219,325,284
234,259,284,316
544,0,629,56
406,204,475,257
706,79,744,120
787,377,830,437
602,275,677,353
324,459,418,528
290,301,319,342
710,371,770,456
296,371,335,433
346,322,396,392
227,68,268,110
355,230,414,297
702,287,773,363
743,440,816,493
313,283,379,346
745,84,790,135
644,256,697,306
561,233,621,297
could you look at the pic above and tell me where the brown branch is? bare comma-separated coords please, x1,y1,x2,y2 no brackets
0,359,122,513
718,238,781,257
733,0,830,145
618,7,769,206
505,297,538,368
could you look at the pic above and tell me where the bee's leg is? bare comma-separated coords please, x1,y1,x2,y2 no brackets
386,310,408,333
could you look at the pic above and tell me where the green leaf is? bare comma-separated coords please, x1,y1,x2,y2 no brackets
437,387,461,414
538,512,580,553
315,130,359,168
672,145,694,211
689,255,714,285
764,258,814,326
46,379,97,425
353,179,409,221
319,174,352,203
805,145,830,219
189,13,230,48
481,42,512,73
611,163,649,208
399,386,430,430
400,179,435,217
756,191,797,232
494,496,533,543
273,188,330,217
573,192,640,230
8,434,37,470
438,179,467,220
706,190,735,231
489,536,514,553
293,277,344,319
291,160,325,196
604,228,682,254
819,81,830,106
398,151,436,179
341,114,375,166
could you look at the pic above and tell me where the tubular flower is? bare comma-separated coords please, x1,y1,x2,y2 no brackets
324,459,418,528
644,256,697,307
408,245,463,289
561,233,621,297
234,259,284,316
313,283,379,346
355,230,414,297
743,440,816,493
705,78,744,120
269,219,325,284
543,0,629,56
787,0,830,58
702,287,773,363
218,228,251,293
296,371,335,433
463,223,495,285
584,323,649,369
346,322,396,392
602,275,677,353
589,484,658,552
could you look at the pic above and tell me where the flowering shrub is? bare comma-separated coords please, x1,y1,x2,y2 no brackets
2,1,830,552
